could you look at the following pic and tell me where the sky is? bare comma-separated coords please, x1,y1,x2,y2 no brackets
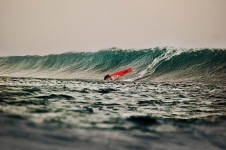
0,0,226,56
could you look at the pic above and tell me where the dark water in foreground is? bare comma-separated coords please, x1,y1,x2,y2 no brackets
0,77,226,150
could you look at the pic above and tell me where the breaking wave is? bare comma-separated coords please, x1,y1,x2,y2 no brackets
0,47,226,82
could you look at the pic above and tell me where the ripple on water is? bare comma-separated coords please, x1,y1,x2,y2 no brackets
0,77,226,133
36,94,74,100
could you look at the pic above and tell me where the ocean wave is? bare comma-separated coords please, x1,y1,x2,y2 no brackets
0,47,225,82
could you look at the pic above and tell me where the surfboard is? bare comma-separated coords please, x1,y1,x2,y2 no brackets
110,68,132,80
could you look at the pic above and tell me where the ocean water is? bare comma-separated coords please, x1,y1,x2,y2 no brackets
0,47,226,150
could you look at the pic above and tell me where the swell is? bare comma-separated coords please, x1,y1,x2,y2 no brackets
0,47,225,82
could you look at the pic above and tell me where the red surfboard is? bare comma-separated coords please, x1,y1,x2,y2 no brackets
110,68,132,80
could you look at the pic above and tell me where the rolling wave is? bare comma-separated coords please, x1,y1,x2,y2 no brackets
0,47,226,82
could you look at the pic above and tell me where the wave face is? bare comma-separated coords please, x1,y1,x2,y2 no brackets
0,47,226,82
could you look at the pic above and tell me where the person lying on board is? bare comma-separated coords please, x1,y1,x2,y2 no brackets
104,68,132,80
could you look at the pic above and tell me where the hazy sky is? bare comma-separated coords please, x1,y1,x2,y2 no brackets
0,0,226,56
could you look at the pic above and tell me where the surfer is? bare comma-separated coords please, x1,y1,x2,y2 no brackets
104,68,132,80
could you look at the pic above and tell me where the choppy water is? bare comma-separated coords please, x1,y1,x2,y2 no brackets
0,77,226,150
0,47,226,149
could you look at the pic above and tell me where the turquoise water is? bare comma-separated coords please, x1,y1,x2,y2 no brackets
0,47,225,82
0,47,226,150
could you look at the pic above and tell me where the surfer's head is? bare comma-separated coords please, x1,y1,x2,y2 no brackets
104,74,112,80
